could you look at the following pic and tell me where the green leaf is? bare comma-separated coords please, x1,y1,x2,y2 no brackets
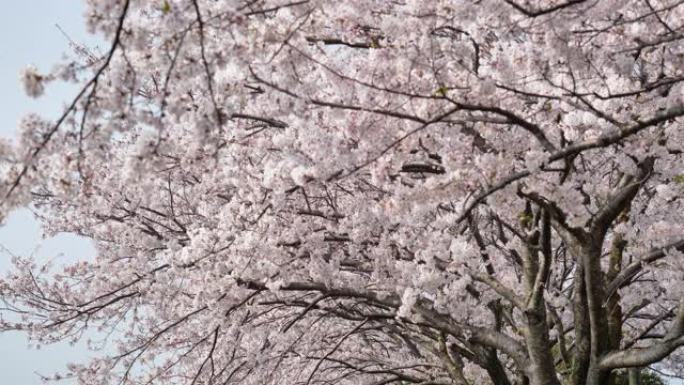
161,0,171,14
673,174,684,185
434,86,449,97
518,212,533,227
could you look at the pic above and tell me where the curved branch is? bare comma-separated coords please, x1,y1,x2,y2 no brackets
456,105,684,223
606,239,684,298
2,0,131,203
600,299,684,369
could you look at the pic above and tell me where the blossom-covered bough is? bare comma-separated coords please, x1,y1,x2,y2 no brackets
2,1,684,384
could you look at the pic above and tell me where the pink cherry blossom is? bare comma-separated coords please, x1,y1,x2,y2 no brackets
1,1,684,385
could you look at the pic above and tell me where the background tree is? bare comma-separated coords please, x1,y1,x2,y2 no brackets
1,1,684,385
615,369,665,385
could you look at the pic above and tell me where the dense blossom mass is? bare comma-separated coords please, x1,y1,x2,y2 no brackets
2,1,684,385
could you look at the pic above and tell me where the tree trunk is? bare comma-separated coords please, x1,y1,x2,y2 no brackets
628,368,640,385
572,262,591,385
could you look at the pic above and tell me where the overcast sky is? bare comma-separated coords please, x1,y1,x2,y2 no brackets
0,2,99,384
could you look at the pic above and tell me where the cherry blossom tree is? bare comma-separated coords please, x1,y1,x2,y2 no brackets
2,1,684,385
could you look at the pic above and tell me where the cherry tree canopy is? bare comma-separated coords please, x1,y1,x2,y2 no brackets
2,1,684,385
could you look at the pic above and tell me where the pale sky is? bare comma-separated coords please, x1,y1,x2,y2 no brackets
0,2,99,384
